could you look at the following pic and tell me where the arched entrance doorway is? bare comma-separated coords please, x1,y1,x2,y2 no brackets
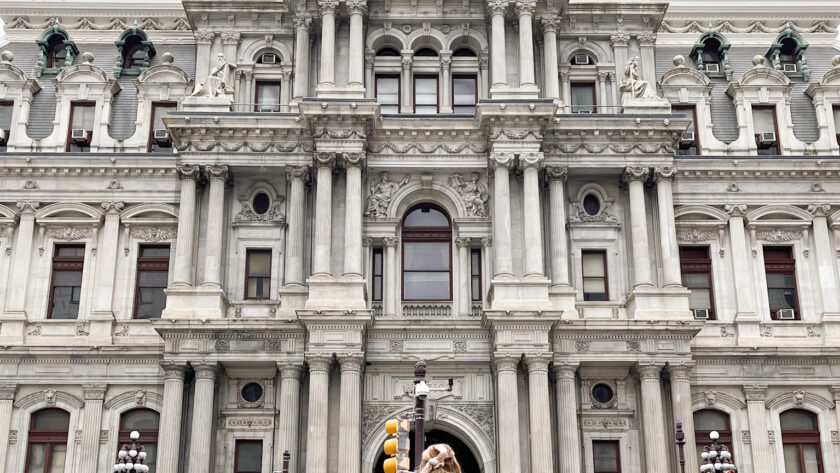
372,429,482,473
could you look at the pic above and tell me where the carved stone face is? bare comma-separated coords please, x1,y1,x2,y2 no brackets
217,53,225,65
381,171,390,182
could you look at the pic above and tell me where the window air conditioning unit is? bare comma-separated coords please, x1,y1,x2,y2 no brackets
705,63,720,73
573,54,590,65
258,107,276,113
760,132,777,145
776,308,796,320
71,129,89,142
153,129,170,143
576,109,593,114
681,131,696,144
693,308,710,320
261,53,277,64
782,63,797,73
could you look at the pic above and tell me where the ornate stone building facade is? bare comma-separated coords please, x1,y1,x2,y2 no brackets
0,0,839,472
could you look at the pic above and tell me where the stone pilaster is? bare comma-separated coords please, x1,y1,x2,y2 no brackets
221,32,241,69
157,363,187,473
91,202,123,315
202,165,229,287
726,204,759,321
0,384,17,473
312,153,336,276
172,165,200,286
654,167,681,287
623,167,653,287
342,153,366,278
276,363,303,473
400,52,413,113
346,0,367,90
520,153,544,277
337,356,363,473
3,201,38,315
541,17,561,101
317,0,338,89
79,384,107,473
305,356,332,473
187,363,217,473
669,364,697,473
638,363,666,473
809,204,839,313
456,237,472,316
488,0,508,91
494,356,521,473
743,385,774,473
292,15,313,103
383,237,399,316
194,31,215,88
526,357,553,473
440,51,453,113
554,364,581,473
610,34,629,105
285,166,310,286
490,152,515,277
545,167,569,286
515,0,537,90
637,34,657,85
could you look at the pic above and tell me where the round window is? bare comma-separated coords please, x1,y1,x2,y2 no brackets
241,383,264,403
592,383,614,404
582,194,601,216
252,192,271,215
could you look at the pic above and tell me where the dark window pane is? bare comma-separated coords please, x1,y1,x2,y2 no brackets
246,249,271,299
256,83,281,106
376,47,400,56
414,77,438,114
27,444,46,473
136,287,166,319
376,76,400,114
414,48,438,57
767,288,796,309
404,207,448,227
252,193,271,215
753,107,776,134
453,77,476,114
403,272,450,300
592,441,619,473
693,410,728,431
121,409,160,430
582,194,600,215
51,286,81,319
236,441,262,473
247,251,271,277
32,410,70,430
56,246,85,257
0,103,12,130
71,104,95,130
766,273,795,287
780,411,817,431
48,445,67,473
571,83,595,113
404,242,449,271
141,246,170,258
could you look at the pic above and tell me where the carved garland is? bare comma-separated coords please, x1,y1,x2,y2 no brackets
7,16,192,31
658,19,837,34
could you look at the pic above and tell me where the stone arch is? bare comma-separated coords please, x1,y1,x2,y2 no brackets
766,392,837,472
0,62,32,83
674,205,729,222
389,182,467,220
0,204,18,219
121,203,178,219
737,65,791,87
691,391,747,413
444,29,489,54
55,62,111,84
660,65,712,87
34,202,103,219
559,41,610,65
137,64,190,85
13,390,83,473
746,204,812,223
103,390,163,462
239,40,293,65
407,28,446,53
367,28,409,53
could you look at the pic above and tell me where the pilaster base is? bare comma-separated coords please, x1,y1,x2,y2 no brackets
819,312,840,346
489,276,553,311
549,284,579,318
621,97,671,114
490,84,540,100
181,94,233,112
304,276,367,311
86,312,117,345
626,285,691,320
162,286,229,319
0,312,26,345
314,85,365,99
278,284,309,312
733,312,762,343
484,310,562,354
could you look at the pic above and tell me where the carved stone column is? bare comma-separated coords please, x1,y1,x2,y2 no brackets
743,385,775,473
317,0,338,89
456,237,472,316
490,152,515,277
157,363,187,473
0,384,17,471
494,357,521,473
809,204,839,313
515,0,537,89
347,0,367,89
541,17,560,101
638,364,666,473
280,71,292,107
610,34,629,104
597,72,608,111
623,167,653,287
638,34,657,85
545,168,570,286
526,357,553,473
343,153,366,278
520,152,544,277
365,49,375,98
383,237,399,316
194,32,215,87
285,166,309,286
488,0,508,90
669,365,697,473
479,54,490,98
337,356,363,473
554,364,581,473
173,165,200,286
293,14,313,102
276,363,303,473
726,204,758,317
202,165,229,287
92,202,123,315
654,167,681,287
187,363,217,473
221,32,241,70
305,356,332,473
79,384,107,473
312,153,336,276
560,71,571,110
4,201,38,315
440,51,453,113
400,52,413,113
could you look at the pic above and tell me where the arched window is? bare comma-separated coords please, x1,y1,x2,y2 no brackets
690,30,732,80
414,48,438,57
46,35,66,69
452,48,477,57
119,409,160,473
122,36,146,69
114,28,155,78
767,28,810,81
26,408,70,473
36,24,78,76
376,47,400,57
693,409,733,465
780,409,823,473
402,203,452,301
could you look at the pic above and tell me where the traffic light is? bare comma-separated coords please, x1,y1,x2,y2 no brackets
383,417,411,473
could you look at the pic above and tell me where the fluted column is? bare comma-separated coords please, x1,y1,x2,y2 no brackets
610,34,629,104
726,204,757,315
560,71,571,110
312,153,336,276
188,363,217,473
157,363,187,473
285,166,309,286
347,0,367,88
743,385,775,473
343,153,366,278
554,364,581,473
669,365,697,473
383,237,399,316
809,204,839,312
638,34,657,85
479,54,490,98
526,357,553,473
541,17,560,101
495,357,521,473
79,384,106,473
597,72,608,112
490,152,515,277
400,52,413,113
337,356,363,473
173,165,200,287
202,165,229,287
456,238,471,316
440,51,453,113
194,32,215,87
4,201,38,314
92,202,123,314
545,168,570,286
515,0,537,88
276,363,303,473
520,152,544,277
305,356,332,473
654,167,681,287
638,363,666,473
0,384,16,473
317,0,337,88
623,167,652,287
221,32,241,69
488,0,508,89
293,14,312,102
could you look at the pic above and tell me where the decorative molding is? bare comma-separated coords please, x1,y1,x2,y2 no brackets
676,228,717,242
658,19,837,35
234,193,285,226
448,173,489,217
581,417,629,431
45,226,92,241
366,172,409,217
6,16,193,32
129,226,176,242
227,417,273,428
755,229,801,242
367,142,486,154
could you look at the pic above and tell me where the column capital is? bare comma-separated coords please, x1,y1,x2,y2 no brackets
338,356,364,373
346,0,368,14
194,31,216,44
161,362,188,380
362,237,374,247
637,34,657,46
540,16,561,33
383,236,400,248
610,33,630,47
742,384,768,401
286,165,311,182
514,0,536,16
808,203,831,217
494,355,519,373
481,236,492,247
489,151,515,170
653,166,677,182
636,363,663,380
552,362,578,380
17,201,41,213
544,166,568,183
597,71,609,83
478,54,489,69
622,166,649,183
177,164,202,181
519,152,544,170
100,201,124,215
307,355,333,373
401,54,413,71
525,356,550,374
294,13,313,31
830,386,840,401
342,151,367,168
318,0,339,15
313,152,337,169
193,362,218,380
724,203,748,217
487,0,508,16
667,363,693,380
0,383,18,401
205,164,230,181
82,383,108,401
455,237,472,248
221,31,241,45
278,363,305,380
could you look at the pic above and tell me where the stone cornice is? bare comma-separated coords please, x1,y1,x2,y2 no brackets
0,161,177,179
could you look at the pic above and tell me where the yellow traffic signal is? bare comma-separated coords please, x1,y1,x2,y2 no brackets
383,417,411,473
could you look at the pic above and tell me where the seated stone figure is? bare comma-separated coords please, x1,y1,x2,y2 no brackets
619,56,658,100
192,53,236,97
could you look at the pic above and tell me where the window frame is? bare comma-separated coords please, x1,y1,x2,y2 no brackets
245,249,272,301
832,104,840,146
0,100,13,149
401,203,453,302
452,74,478,115
147,102,176,152
413,75,440,114
372,247,384,302
375,74,401,114
570,81,597,114
133,245,170,319
254,81,283,112
693,409,733,461
25,408,71,473
752,104,781,155
470,248,482,302
781,409,824,473
118,409,159,473
673,104,701,155
592,440,621,473
679,246,716,320
66,101,96,152
48,244,85,320
234,439,263,473
763,246,800,320
581,249,609,302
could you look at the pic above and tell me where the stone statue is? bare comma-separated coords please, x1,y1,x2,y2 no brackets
449,173,489,217
619,56,658,100
192,53,236,97
366,172,409,217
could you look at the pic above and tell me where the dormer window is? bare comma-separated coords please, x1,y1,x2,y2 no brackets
114,27,155,78
46,35,67,69
767,28,810,81
690,30,732,80
122,36,147,69
0,101,11,151
36,23,78,76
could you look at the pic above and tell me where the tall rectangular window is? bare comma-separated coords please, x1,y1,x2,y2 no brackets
134,245,170,319
372,248,384,301
593,440,621,473
67,102,95,152
0,101,12,151
833,105,840,146
570,82,596,113
764,246,799,320
148,102,176,153
254,81,282,112
582,250,608,301
752,105,779,155
453,75,477,114
49,245,85,319
679,246,715,319
470,248,482,301
376,76,400,114
234,440,262,473
414,76,438,114
674,104,700,155
245,249,271,300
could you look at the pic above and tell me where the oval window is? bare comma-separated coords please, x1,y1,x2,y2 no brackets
241,383,264,403
592,383,614,404
252,192,271,215
582,194,601,216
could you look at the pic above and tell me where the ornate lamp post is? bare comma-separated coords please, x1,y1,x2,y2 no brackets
113,430,150,472
699,430,737,473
